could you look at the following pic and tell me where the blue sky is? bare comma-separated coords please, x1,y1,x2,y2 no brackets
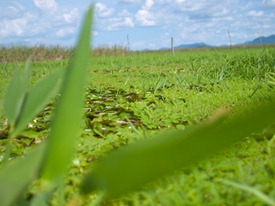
0,0,274,50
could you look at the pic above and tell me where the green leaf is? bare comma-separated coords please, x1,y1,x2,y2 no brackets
81,98,275,198
42,7,93,180
4,61,31,130
4,71,23,125
0,143,46,206
221,180,275,206
30,183,56,206
11,68,64,137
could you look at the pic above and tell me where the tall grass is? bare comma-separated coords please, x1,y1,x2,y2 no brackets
0,44,130,63
93,45,129,57
0,7,93,205
0,45,74,63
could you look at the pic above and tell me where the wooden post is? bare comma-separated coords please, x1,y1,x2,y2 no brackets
227,30,232,49
171,37,174,55
127,33,130,51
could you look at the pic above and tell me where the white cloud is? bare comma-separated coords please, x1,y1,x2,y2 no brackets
123,17,135,27
95,3,114,17
248,10,264,17
0,11,36,37
263,0,275,7
136,10,155,26
107,17,134,30
0,18,27,36
143,0,154,10
94,7,134,31
56,27,75,38
0,1,83,46
119,0,141,3
119,9,132,17
136,0,156,26
63,8,80,23
176,0,186,3
33,0,57,11
0,2,26,19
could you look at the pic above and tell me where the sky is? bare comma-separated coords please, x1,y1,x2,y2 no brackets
0,0,274,50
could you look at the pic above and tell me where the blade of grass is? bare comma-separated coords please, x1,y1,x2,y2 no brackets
81,98,275,198
42,7,93,180
11,68,64,137
30,184,56,206
0,143,46,206
125,117,142,137
2,62,32,163
88,192,105,206
4,61,31,130
221,179,275,206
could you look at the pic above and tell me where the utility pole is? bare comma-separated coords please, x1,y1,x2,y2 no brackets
171,37,174,55
127,33,130,51
227,30,232,49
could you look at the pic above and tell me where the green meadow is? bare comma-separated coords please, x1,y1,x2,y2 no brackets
0,10,275,205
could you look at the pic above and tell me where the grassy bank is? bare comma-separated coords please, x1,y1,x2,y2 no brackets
0,45,275,205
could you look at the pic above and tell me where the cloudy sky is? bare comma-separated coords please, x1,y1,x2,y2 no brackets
0,0,274,50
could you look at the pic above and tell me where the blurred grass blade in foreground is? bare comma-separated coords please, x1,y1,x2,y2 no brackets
81,98,275,198
42,7,93,181
0,143,46,206
11,68,64,137
222,180,275,206
4,61,31,131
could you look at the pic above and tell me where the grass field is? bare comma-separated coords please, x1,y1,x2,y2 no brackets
0,45,275,205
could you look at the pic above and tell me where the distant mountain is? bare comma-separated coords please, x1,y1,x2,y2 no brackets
243,34,275,45
160,42,211,50
175,42,212,49
159,34,275,50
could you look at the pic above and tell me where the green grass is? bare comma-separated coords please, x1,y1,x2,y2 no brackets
0,37,275,205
